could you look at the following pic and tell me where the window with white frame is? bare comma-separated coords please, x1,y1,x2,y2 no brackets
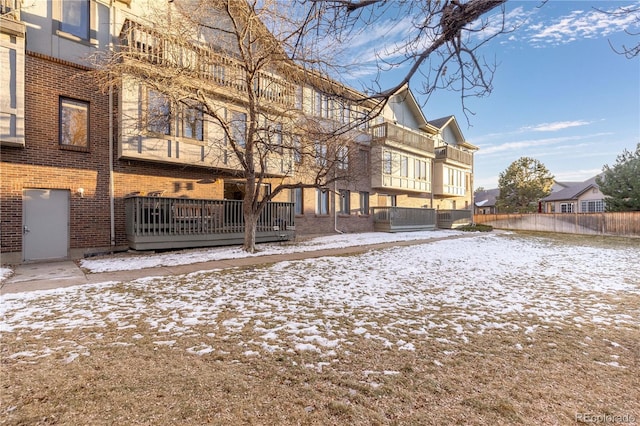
580,200,604,213
415,159,428,180
230,110,247,148
182,104,203,141
383,150,392,174
400,155,408,177
315,141,327,167
60,0,90,40
339,189,350,214
560,203,574,213
146,90,171,135
293,136,302,163
444,166,465,196
270,122,283,153
316,188,329,215
60,97,89,148
337,146,349,170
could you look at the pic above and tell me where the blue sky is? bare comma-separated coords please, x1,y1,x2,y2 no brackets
339,1,640,189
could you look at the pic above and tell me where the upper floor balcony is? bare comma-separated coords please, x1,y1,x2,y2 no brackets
119,20,297,111
435,145,473,167
371,122,434,155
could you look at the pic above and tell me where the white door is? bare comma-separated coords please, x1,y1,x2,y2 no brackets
23,189,69,261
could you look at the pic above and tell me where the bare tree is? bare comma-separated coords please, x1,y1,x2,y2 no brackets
294,0,509,122
93,0,374,252
601,4,640,59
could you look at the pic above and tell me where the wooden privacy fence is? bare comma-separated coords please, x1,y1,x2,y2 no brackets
474,212,640,237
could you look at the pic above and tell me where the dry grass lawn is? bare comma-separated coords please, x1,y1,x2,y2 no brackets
1,233,639,425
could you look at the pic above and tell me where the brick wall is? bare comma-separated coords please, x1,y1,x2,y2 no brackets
1,53,112,257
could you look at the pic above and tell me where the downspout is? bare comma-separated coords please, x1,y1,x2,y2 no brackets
334,177,343,234
430,157,434,208
108,0,115,247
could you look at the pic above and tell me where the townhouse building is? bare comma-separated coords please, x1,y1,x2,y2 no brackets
0,0,476,263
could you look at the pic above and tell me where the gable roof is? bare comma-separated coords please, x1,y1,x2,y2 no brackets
428,115,478,150
389,85,431,131
542,176,601,202
474,188,500,207
428,115,454,129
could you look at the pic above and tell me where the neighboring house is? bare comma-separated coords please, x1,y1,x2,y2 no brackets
0,0,477,263
474,188,500,214
541,176,606,213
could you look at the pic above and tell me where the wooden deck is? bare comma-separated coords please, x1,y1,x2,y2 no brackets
125,196,295,250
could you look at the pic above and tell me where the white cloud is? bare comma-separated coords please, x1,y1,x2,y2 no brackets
476,132,612,156
527,3,640,47
520,120,591,132
553,168,603,182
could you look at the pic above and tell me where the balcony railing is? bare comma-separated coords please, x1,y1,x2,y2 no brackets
125,196,294,250
436,209,472,228
435,145,473,166
371,122,434,154
372,207,436,232
119,20,296,109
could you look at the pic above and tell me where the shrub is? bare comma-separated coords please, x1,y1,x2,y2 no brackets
457,224,493,232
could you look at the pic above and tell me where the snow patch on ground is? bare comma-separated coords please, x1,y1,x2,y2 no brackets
1,233,639,368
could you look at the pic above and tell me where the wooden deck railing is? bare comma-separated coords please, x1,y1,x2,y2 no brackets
435,145,473,166
119,20,296,109
125,196,295,250
371,122,435,154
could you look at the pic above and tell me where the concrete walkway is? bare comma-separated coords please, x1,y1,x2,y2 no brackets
1,234,479,295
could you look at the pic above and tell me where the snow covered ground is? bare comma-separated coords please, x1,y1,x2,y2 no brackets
1,232,639,368
78,229,467,273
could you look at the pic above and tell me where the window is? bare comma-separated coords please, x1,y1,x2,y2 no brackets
315,141,327,167
293,136,302,163
337,146,349,170
383,151,392,174
60,98,89,148
147,90,171,135
316,189,329,215
341,103,351,124
415,159,428,180
581,200,605,213
339,190,350,214
359,191,369,215
560,203,574,213
293,188,303,215
230,111,247,148
315,92,329,118
260,183,271,200
270,122,283,153
183,105,203,141
360,149,369,170
61,0,89,40
400,155,408,177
